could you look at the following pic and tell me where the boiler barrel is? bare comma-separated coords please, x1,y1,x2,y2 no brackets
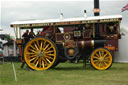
78,40,106,48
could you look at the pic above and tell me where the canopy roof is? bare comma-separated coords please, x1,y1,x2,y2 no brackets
10,15,122,28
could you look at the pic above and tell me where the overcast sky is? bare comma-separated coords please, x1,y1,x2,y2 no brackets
1,0,128,36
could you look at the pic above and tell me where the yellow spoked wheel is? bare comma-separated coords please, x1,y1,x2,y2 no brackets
24,37,58,70
90,48,112,70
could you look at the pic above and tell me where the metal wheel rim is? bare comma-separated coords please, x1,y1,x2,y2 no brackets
91,48,112,70
24,38,56,70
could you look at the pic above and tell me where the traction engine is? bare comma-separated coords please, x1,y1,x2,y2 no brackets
10,0,122,70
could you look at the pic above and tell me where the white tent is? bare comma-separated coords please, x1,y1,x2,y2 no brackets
114,28,128,63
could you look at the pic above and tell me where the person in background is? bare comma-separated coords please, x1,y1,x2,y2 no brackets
29,28,35,38
21,30,29,69
22,30,29,43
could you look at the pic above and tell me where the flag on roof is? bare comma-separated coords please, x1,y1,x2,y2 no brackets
122,4,128,12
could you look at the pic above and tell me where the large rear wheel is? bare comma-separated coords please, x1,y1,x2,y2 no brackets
24,37,58,70
90,48,112,70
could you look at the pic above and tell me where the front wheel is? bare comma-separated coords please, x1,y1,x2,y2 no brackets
90,48,112,70
24,37,58,70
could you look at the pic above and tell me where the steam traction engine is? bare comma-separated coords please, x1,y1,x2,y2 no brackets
10,14,122,70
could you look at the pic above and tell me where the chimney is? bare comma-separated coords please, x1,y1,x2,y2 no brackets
94,0,100,16
84,10,87,18
94,0,100,39
60,13,63,19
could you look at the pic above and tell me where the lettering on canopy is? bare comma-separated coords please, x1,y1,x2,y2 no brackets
13,23,50,27
82,18,120,23
11,18,120,28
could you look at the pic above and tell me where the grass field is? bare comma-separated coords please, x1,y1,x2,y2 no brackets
0,62,128,85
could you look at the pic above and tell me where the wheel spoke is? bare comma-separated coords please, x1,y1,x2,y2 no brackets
29,57,36,62
103,61,108,66
103,59,109,62
40,42,43,50
35,60,39,67
29,54,37,58
95,53,100,57
93,59,99,63
46,46,52,51
27,52,35,55
93,56,98,59
46,54,55,56
44,44,49,51
99,51,101,57
45,55,54,60
98,62,102,67
34,43,39,51
29,49,38,53
101,51,104,57
42,60,45,68
101,62,105,67
30,45,37,51
103,53,108,58
33,57,39,64
46,58,51,64
44,50,54,54
41,57,48,66
39,59,42,68
36,40,40,48
104,57,110,60
43,40,46,48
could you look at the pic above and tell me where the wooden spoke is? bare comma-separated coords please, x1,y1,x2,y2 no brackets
46,54,55,56
104,56,110,59
41,57,48,66
35,60,39,67
33,57,39,64
34,43,39,51
44,50,54,54
36,40,40,48
29,49,38,53
103,61,108,66
93,59,99,63
46,58,51,64
95,53,100,57
42,61,45,68
29,57,36,62
44,44,49,51
29,54,37,58
27,52,36,55
43,40,46,48
101,51,104,57
103,53,108,58
40,42,43,50
99,51,102,57
93,56,98,59
98,63,101,68
30,45,37,51
45,55,54,60
46,46,53,51
39,59,42,68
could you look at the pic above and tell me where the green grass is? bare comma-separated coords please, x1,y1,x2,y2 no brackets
0,62,128,85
